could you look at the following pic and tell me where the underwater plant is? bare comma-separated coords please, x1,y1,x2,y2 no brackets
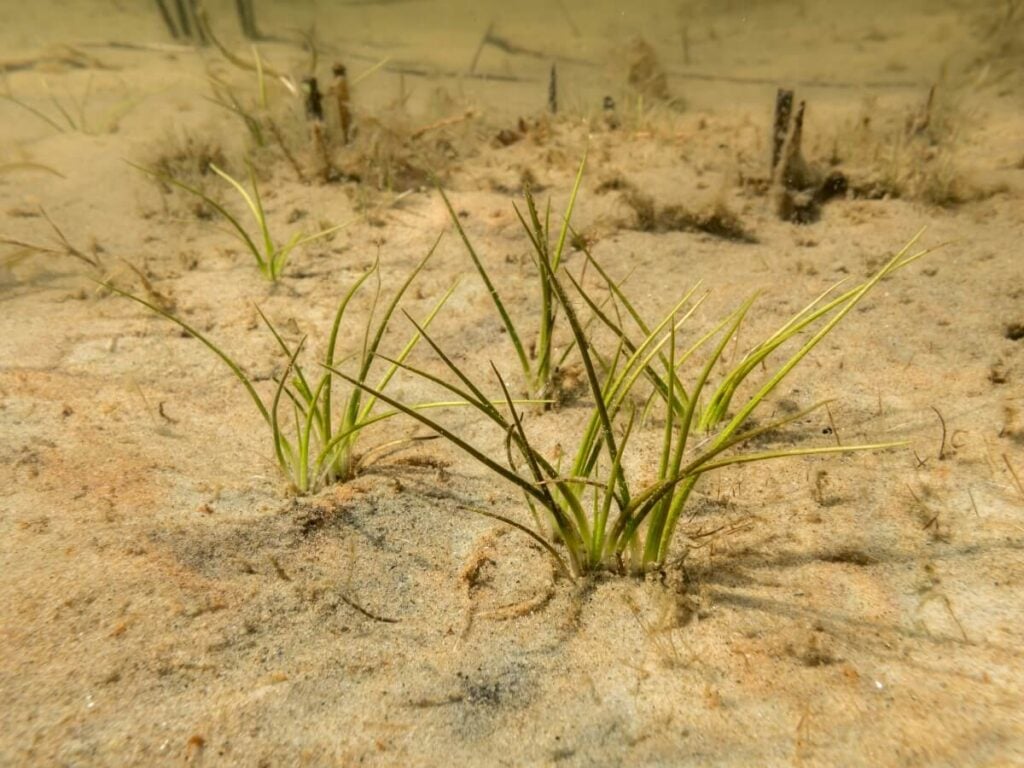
1,206,100,272
336,166,931,577
437,166,582,403
1,77,139,136
108,245,454,494
134,161,346,281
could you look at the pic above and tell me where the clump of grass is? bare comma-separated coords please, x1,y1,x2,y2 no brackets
338,166,931,577
134,160,347,281
337,105,478,194
1,76,139,135
195,16,481,195
149,132,228,218
107,245,452,494
204,55,309,181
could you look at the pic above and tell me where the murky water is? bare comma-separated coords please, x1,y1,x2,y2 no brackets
7,0,1018,122
2,2,1023,766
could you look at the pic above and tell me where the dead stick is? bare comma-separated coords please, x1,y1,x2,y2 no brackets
265,117,306,183
771,88,794,174
339,593,399,624
331,63,352,144
930,405,947,460
548,63,558,115
410,109,476,140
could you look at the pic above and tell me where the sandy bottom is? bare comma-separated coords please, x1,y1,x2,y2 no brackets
2,1,1023,765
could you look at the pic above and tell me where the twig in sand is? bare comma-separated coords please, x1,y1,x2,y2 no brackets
409,109,477,140
930,406,948,460
338,593,400,623
264,116,307,183
0,45,111,74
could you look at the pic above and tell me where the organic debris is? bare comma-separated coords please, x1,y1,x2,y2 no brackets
621,188,755,242
626,37,673,103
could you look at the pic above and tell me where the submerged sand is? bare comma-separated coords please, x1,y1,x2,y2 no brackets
2,1,1023,765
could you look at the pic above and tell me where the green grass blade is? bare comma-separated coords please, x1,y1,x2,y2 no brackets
535,227,626,506
373,353,509,426
694,441,910,474
603,297,705,419
394,314,509,425
313,400,479,475
322,258,380,440
255,304,315,402
715,236,931,443
593,406,636,565
344,236,442,431
640,297,755,561
129,162,264,269
43,80,77,130
564,266,700,413
650,400,834,563
358,256,453,424
460,505,573,579
292,219,354,248
437,185,532,379
327,367,551,505
0,94,66,133
270,337,306,487
516,189,555,394
551,154,587,273
658,315,678,484
104,282,271,425
271,231,302,280
701,235,932,430
211,162,274,260
298,374,331,490
490,363,586,548
360,282,457,419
